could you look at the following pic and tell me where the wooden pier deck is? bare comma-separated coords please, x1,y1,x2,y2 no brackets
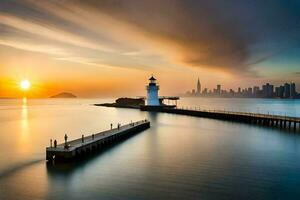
46,120,150,162
141,106,300,132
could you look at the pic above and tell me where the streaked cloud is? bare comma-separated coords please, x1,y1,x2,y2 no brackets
0,13,114,52
1,0,300,98
1,0,300,75
0,38,69,56
84,0,300,74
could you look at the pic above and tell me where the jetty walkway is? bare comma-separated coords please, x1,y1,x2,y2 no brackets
46,120,150,162
141,106,300,132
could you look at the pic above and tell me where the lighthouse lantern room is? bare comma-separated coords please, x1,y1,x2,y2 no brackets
146,76,160,106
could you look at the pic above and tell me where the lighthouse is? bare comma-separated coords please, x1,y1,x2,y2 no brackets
146,76,160,106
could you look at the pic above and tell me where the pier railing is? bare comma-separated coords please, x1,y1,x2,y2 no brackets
174,106,300,121
46,120,150,162
138,106,300,132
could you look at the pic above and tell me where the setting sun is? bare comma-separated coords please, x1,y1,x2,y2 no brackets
20,80,31,91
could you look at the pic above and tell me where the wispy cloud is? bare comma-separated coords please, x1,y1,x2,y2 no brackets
1,0,300,75
0,38,69,56
0,13,114,52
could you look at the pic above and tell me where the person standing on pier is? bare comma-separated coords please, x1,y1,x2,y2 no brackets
111,123,113,130
54,140,57,148
92,134,94,140
82,134,84,143
64,134,68,149
50,139,52,148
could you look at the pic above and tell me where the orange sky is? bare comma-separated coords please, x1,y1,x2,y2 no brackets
1,0,299,98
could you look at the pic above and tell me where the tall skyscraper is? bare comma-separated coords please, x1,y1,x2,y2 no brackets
253,86,260,97
291,82,296,97
279,86,284,98
196,78,201,95
217,85,221,95
262,83,274,97
284,83,291,98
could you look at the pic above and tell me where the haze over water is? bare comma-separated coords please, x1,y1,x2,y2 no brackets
1,98,300,200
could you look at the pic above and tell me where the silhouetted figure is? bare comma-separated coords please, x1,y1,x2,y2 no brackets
50,139,52,148
54,140,57,148
64,134,68,148
92,134,94,140
82,134,84,143
111,123,113,130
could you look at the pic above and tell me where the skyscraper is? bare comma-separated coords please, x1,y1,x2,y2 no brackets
284,83,291,98
262,83,273,97
217,85,221,95
279,86,284,98
291,82,296,97
253,86,260,97
196,78,201,95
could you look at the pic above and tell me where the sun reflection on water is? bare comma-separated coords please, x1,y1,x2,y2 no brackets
18,97,32,154
21,97,28,135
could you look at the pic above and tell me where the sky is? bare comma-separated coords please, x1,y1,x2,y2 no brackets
1,0,300,98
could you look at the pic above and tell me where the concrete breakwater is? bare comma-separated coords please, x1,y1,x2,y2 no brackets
46,120,150,162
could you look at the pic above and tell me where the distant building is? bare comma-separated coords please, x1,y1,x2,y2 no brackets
217,85,221,95
268,84,274,97
279,86,284,98
291,82,296,97
284,83,291,98
248,87,253,96
262,83,273,98
238,87,241,94
116,98,145,106
197,78,201,95
275,87,280,98
229,89,234,96
253,86,260,97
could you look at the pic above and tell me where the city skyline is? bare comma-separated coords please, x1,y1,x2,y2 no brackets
186,78,299,99
1,1,300,98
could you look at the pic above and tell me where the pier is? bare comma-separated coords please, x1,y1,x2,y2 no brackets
141,107,300,132
46,120,150,162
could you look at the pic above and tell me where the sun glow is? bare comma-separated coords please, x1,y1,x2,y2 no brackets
20,80,31,91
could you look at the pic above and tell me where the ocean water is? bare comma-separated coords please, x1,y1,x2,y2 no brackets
1,98,300,200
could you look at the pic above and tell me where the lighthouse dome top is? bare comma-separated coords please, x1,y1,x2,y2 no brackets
149,76,156,81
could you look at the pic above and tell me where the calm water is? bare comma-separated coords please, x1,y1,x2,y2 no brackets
1,98,300,200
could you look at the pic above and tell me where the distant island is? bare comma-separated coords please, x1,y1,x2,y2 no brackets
50,92,77,98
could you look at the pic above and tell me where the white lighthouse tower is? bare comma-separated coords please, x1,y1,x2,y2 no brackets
146,76,160,106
